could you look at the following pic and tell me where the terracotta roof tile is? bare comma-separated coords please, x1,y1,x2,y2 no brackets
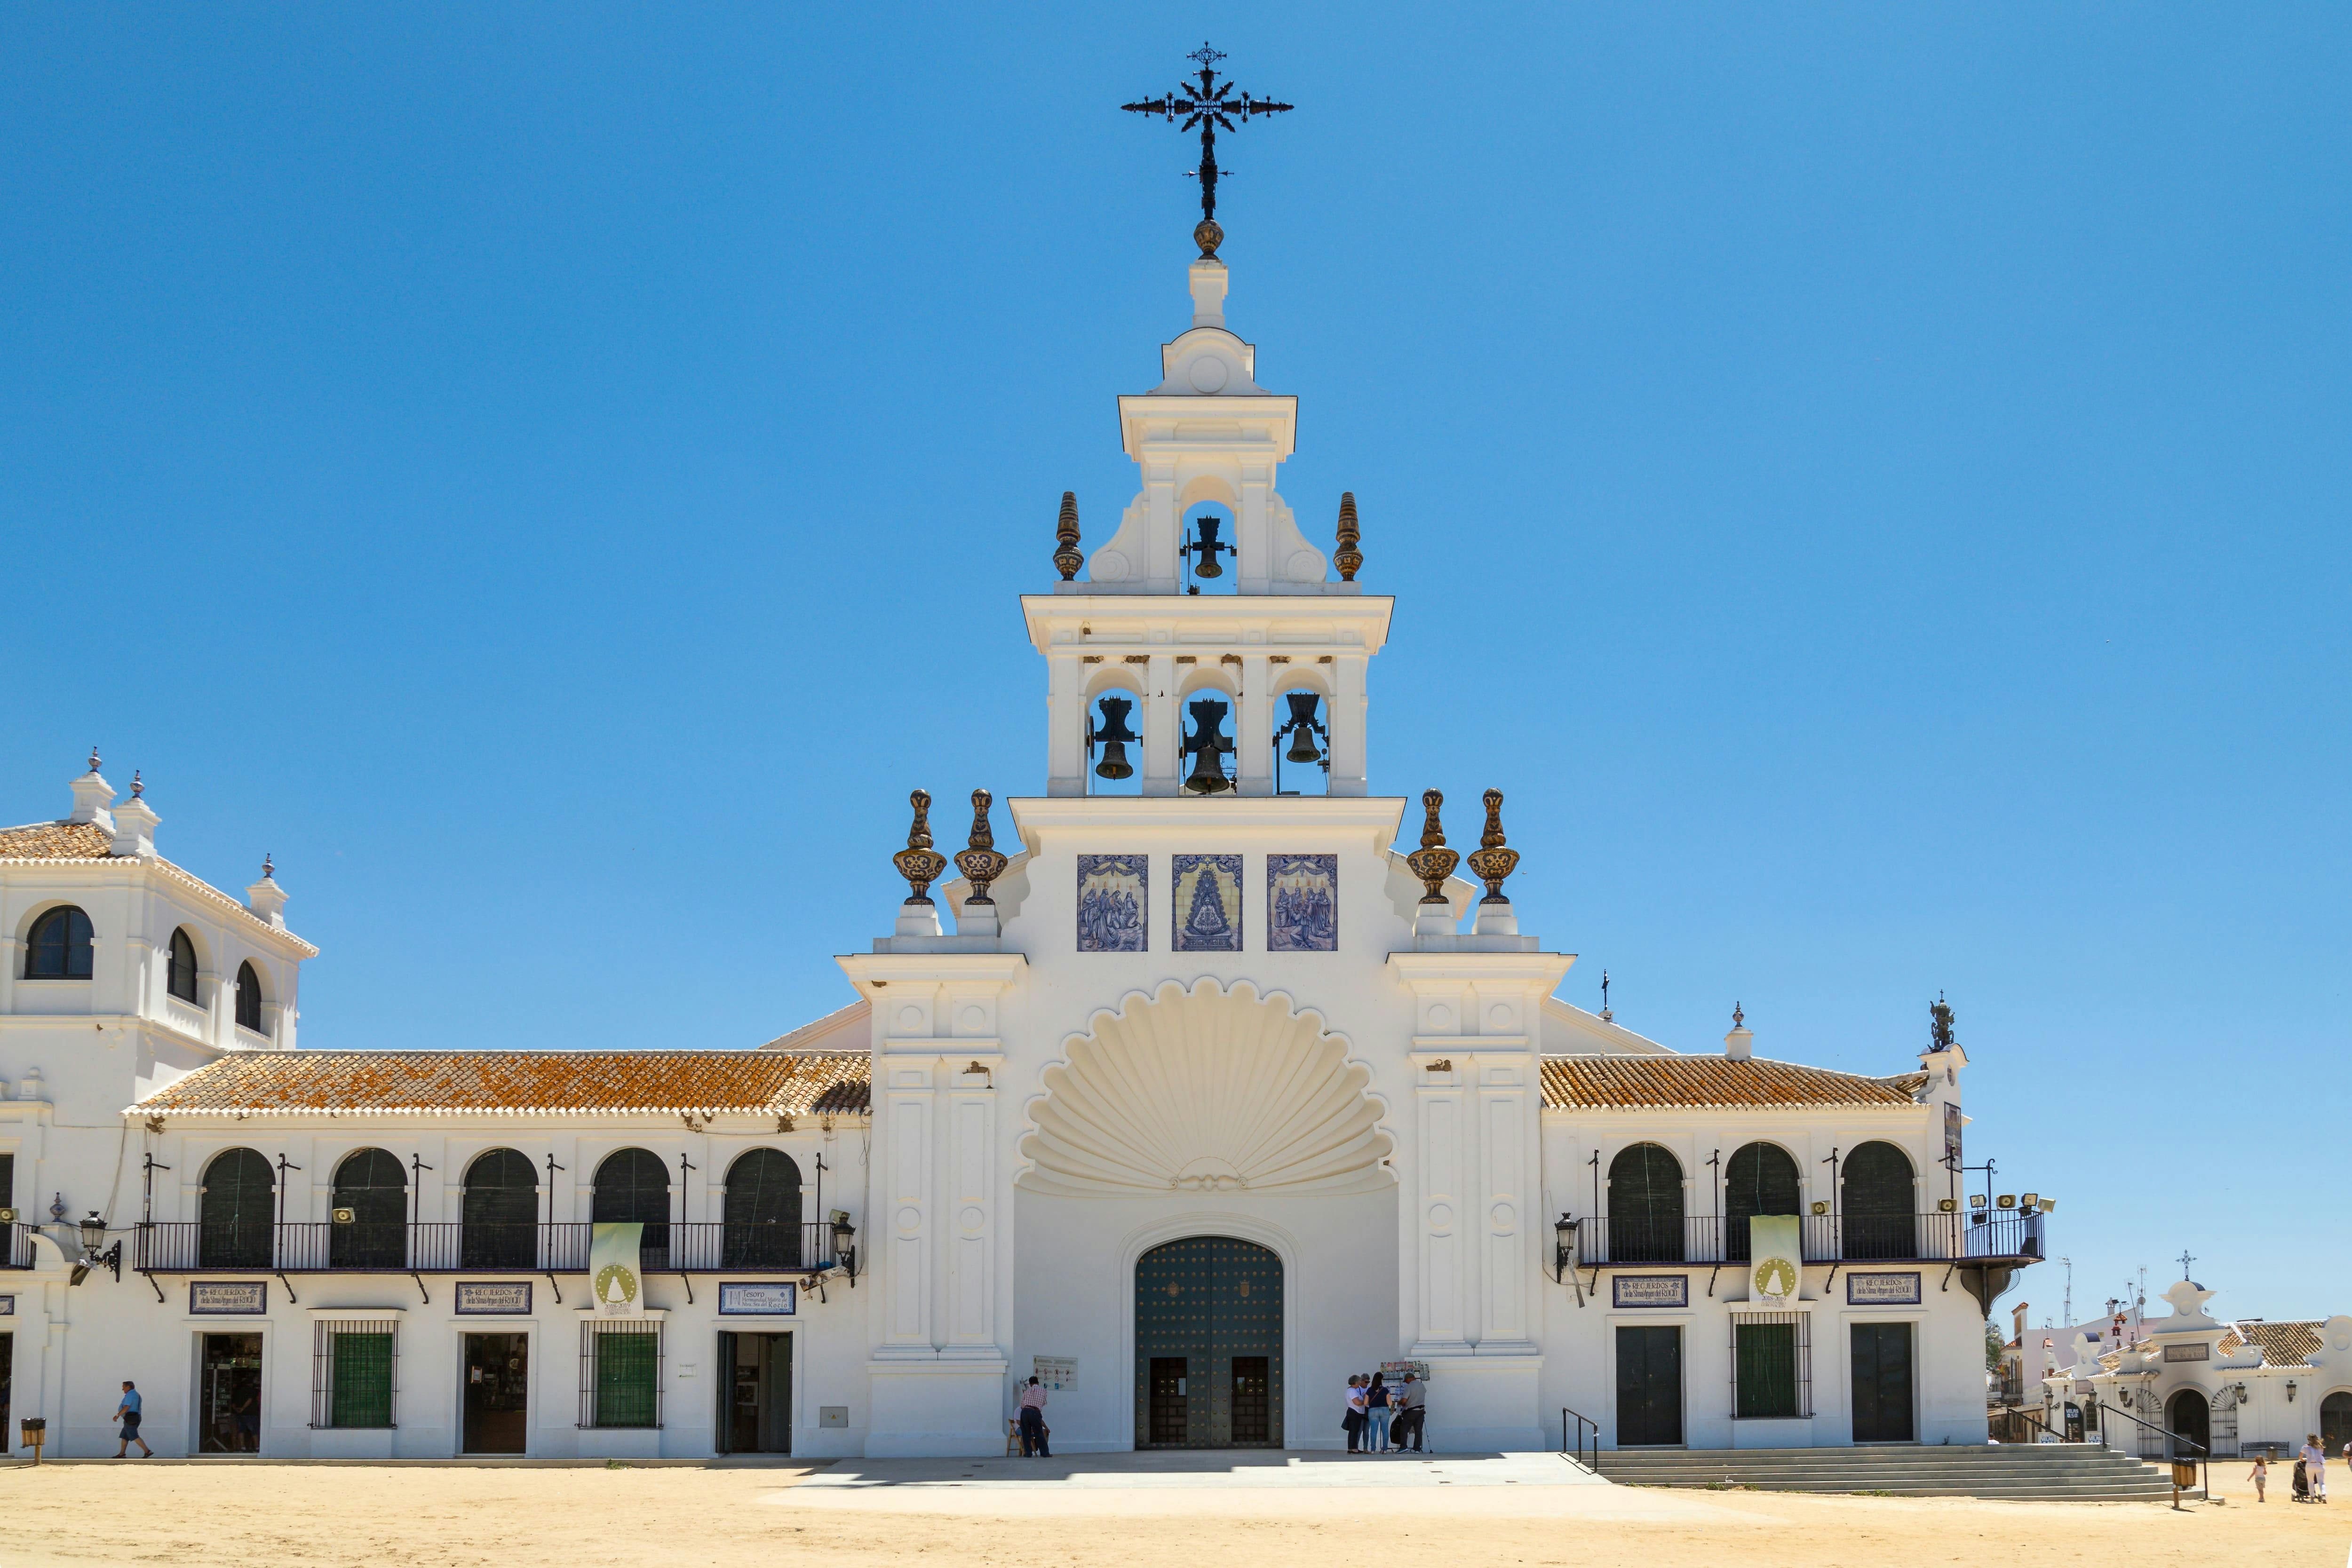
2217,1320,2321,1368
131,1051,871,1117
1540,1054,1921,1110
0,819,115,858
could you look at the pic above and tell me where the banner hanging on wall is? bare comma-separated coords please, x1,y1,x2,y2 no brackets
590,1222,644,1315
1748,1215,1801,1305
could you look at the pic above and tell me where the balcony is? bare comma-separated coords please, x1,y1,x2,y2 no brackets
135,1220,843,1276
1573,1210,2045,1268
0,1225,38,1269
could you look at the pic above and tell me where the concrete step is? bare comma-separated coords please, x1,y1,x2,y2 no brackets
1594,1444,2174,1501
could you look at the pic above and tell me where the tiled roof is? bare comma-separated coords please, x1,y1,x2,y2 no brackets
2217,1320,2321,1368
0,819,115,858
131,1051,871,1117
1540,1054,1922,1110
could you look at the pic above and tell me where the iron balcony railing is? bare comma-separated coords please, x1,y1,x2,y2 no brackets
1573,1210,2044,1267
0,1224,39,1269
135,1220,840,1275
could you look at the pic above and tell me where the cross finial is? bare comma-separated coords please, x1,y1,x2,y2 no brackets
1599,970,1612,1022
2178,1248,2195,1281
1122,45,1294,257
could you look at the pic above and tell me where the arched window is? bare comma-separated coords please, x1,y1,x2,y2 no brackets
722,1149,803,1267
1840,1141,1916,1260
1724,1141,1801,1261
1179,691,1236,795
199,1148,275,1268
234,961,264,1034
167,928,199,1003
330,1148,407,1269
462,1148,538,1269
24,906,93,979
1086,690,1143,798
1271,688,1330,797
592,1148,671,1267
1607,1143,1686,1263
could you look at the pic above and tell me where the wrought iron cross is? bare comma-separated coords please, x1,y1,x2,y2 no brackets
1122,43,1293,258
2178,1248,2195,1281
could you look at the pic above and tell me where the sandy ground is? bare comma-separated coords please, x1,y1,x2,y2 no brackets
0,1454,2340,1568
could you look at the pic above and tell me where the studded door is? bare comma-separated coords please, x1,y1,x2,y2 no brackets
1134,1236,1283,1448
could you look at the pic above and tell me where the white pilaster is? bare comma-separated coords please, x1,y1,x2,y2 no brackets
1237,653,1272,796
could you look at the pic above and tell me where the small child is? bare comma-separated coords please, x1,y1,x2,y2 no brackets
2249,1453,2267,1502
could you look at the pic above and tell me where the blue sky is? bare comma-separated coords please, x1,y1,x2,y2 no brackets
5,7,2346,1319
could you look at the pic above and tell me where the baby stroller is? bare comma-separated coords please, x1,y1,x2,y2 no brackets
2293,1459,2311,1502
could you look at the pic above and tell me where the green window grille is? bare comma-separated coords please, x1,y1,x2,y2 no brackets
582,1326,661,1429
1732,1315,1810,1419
311,1321,398,1429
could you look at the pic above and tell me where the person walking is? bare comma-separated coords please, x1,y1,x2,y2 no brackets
2302,1434,2328,1502
1366,1372,1392,1453
1343,1375,1368,1453
2249,1453,2268,1502
112,1381,150,1458
1017,1376,1051,1458
1394,1371,1425,1453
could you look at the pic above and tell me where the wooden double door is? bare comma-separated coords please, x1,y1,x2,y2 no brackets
1134,1237,1282,1449
1850,1323,1915,1443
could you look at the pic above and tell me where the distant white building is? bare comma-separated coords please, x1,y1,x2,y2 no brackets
0,228,2045,1460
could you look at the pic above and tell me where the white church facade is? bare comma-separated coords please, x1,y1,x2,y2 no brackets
0,237,2043,1461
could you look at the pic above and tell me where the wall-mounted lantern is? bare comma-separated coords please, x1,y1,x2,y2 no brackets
1553,1215,1579,1283
830,1210,858,1285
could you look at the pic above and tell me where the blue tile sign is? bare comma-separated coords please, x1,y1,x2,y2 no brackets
718,1282,797,1316
1267,855,1337,951
190,1281,267,1315
1172,854,1242,952
454,1281,532,1315
1846,1272,1922,1306
1076,855,1147,952
1612,1275,1688,1308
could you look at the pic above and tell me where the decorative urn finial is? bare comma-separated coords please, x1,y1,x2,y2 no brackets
1732,1001,1744,1028
1052,491,1083,581
1464,788,1519,904
261,853,275,880
1193,219,1224,260
1404,790,1459,906
1334,492,1362,581
86,746,101,774
891,790,950,905
129,770,143,799
954,789,1009,906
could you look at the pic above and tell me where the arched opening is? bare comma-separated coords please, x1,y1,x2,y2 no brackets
1135,1236,1282,1448
234,961,264,1034
199,1148,275,1268
1270,683,1329,797
2321,1391,2352,1457
1178,685,1236,795
1179,502,1237,594
2166,1388,2211,1458
593,1148,672,1267
1724,1141,1800,1262
462,1148,539,1269
167,928,199,1003
1608,1143,1686,1262
331,1148,407,1268
1840,1142,1916,1260
1086,686,1144,798
24,906,93,979
722,1149,804,1267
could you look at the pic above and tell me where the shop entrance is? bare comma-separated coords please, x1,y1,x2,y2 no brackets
715,1331,791,1454
199,1333,263,1454
462,1333,530,1455
1132,1236,1284,1449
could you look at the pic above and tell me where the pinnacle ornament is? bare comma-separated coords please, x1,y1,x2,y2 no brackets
891,790,950,905
1334,492,1362,581
1404,790,1459,906
954,789,1009,906
1052,491,1083,581
1463,788,1519,904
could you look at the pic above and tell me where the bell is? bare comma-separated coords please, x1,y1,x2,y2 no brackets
1091,696,1138,781
1186,516,1228,579
1281,691,1324,763
1182,697,1234,794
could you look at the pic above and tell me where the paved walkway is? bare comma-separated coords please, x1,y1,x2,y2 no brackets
796,1449,1607,1490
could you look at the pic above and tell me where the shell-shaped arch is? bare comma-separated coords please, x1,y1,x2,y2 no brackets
1018,978,1392,1196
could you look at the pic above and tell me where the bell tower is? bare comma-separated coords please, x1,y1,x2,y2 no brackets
1021,255,1393,798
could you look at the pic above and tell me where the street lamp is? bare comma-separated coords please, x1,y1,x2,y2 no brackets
830,1211,858,1285
69,1211,120,1286
1553,1215,1579,1283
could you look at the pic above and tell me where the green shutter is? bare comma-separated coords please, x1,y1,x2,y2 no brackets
330,1332,395,1428
1734,1322,1798,1419
595,1331,660,1427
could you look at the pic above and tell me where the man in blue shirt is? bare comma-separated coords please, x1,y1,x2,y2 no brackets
113,1381,150,1457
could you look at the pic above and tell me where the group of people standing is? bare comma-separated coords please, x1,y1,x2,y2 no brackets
1342,1370,1425,1453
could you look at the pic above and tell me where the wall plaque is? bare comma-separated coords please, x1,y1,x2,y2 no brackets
1846,1271,1923,1306
1172,854,1242,952
1613,1275,1688,1308
454,1281,532,1315
1076,855,1147,952
718,1282,798,1316
190,1281,267,1315
0,1295,15,1316
2163,1342,2210,1362
1267,854,1338,951
1032,1355,1076,1390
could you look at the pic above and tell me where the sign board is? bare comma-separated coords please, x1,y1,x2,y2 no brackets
1031,1356,1077,1391
1846,1271,1923,1306
1944,1103,1963,1164
1613,1275,1688,1309
2162,1342,2210,1362
454,1282,532,1315
717,1282,798,1316
190,1281,267,1315
818,1405,850,1429
1381,1360,1431,1384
